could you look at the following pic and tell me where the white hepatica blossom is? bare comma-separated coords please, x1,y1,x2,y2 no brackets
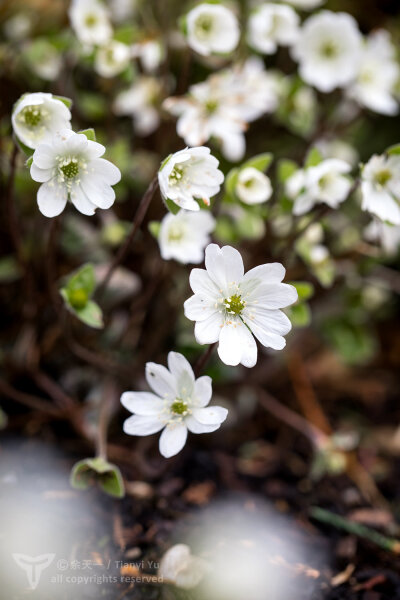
159,544,209,589
248,3,299,55
361,154,400,225
113,77,161,135
69,0,112,46
158,147,224,211
286,159,352,216
159,210,215,264
94,39,130,77
365,220,400,255
30,129,121,217
235,167,272,205
12,93,72,150
184,244,298,367
131,39,164,73
186,3,240,56
347,30,399,116
121,352,228,458
164,58,278,162
291,11,362,93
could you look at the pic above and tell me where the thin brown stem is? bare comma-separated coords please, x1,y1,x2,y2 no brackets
194,343,216,377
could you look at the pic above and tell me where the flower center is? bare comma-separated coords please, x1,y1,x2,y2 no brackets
224,294,245,316
169,164,185,185
85,14,98,27
195,15,214,38
375,169,392,186
20,106,42,127
320,40,337,59
171,399,189,415
60,158,79,179
205,99,219,114
168,223,185,242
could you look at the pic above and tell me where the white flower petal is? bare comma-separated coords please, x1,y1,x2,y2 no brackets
145,362,177,399
186,416,221,434
242,263,286,286
37,180,67,217
70,186,96,216
167,352,195,393
217,321,243,366
205,243,244,290
189,268,219,297
193,375,212,407
194,311,223,344
120,391,164,415
192,406,228,425
30,163,53,183
251,283,298,309
159,423,188,458
184,294,216,321
123,414,164,436
91,158,121,185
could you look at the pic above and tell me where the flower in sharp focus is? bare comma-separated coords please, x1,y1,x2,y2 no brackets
361,154,400,225
235,167,272,205
12,93,72,150
159,544,209,589
286,159,353,216
113,77,162,136
184,244,298,367
159,210,216,264
186,3,240,57
158,147,224,211
291,11,362,93
69,0,112,47
121,352,228,458
247,3,300,55
30,129,121,217
347,30,399,116
94,39,130,78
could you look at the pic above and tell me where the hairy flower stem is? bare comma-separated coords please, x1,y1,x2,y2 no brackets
97,176,159,299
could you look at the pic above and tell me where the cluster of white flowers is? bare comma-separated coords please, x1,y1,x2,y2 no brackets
286,158,353,216
164,58,279,162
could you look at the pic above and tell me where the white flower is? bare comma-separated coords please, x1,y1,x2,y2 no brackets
131,39,164,73
109,0,137,22
113,77,161,135
30,129,121,218
248,3,299,55
12,92,72,150
347,30,399,116
286,159,352,216
27,41,62,81
121,352,228,458
186,3,240,56
164,58,278,162
235,167,272,205
94,39,130,77
361,154,400,225
159,210,215,264
158,147,224,212
291,11,362,93
184,244,298,367
315,138,359,167
284,0,325,8
364,219,400,256
159,544,209,589
69,0,112,46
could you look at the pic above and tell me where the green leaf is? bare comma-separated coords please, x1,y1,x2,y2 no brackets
26,156,33,167
159,153,172,171
75,300,104,329
66,263,96,296
79,128,96,142
225,167,240,197
386,143,400,156
287,302,311,328
291,281,315,301
236,212,266,241
53,95,73,109
70,458,125,498
323,320,377,365
148,221,161,239
165,198,180,215
14,135,34,158
277,159,298,183
0,256,22,283
242,152,273,173
305,147,323,168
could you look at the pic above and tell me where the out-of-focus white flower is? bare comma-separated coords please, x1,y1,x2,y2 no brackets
186,3,240,56
236,167,272,205
113,77,162,135
121,352,228,458
361,154,400,225
248,3,299,55
159,210,215,264
364,219,400,255
28,41,63,81
286,158,352,215
69,0,112,46
159,544,208,588
284,0,325,8
131,39,164,72
315,138,359,167
94,39,130,77
30,129,121,217
164,58,279,162
12,92,72,150
4,13,31,40
108,0,137,22
309,244,329,264
347,30,399,116
184,244,297,367
158,147,223,211
291,11,362,93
